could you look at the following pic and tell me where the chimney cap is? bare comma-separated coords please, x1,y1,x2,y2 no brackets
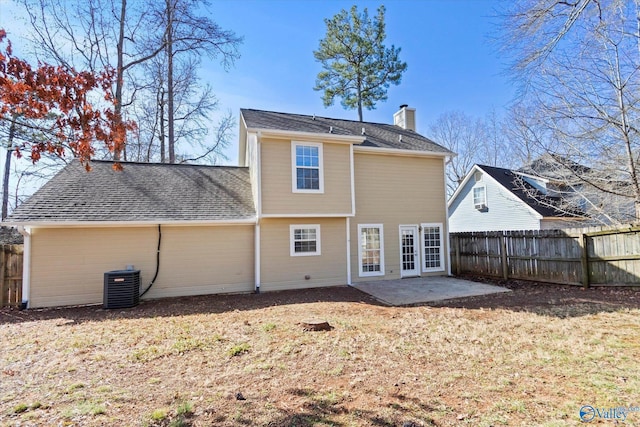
399,104,408,109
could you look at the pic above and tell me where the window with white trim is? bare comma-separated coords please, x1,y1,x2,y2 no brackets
291,142,324,192
421,223,444,272
290,224,321,256
358,224,384,276
473,186,486,209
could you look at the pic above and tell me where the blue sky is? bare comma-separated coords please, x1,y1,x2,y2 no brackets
204,0,513,162
1,0,513,164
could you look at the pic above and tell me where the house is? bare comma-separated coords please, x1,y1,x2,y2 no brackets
448,164,584,232
5,106,454,308
519,153,636,225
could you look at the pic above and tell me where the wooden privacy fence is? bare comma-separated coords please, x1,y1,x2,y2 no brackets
1,244,23,307
450,226,640,286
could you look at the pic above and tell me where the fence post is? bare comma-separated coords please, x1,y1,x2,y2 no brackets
581,234,590,288
501,232,508,280
452,235,460,276
0,246,6,306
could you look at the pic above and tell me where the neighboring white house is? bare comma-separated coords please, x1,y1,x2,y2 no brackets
448,164,584,232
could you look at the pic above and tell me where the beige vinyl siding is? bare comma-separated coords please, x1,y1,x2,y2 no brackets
351,153,448,281
29,225,254,308
260,137,352,215
260,218,347,291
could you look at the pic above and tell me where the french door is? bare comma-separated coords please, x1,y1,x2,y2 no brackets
400,225,419,277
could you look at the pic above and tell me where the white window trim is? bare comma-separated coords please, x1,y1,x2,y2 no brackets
290,224,321,257
473,185,487,209
291,141,324,193
357,224,385,277
421,222,445,273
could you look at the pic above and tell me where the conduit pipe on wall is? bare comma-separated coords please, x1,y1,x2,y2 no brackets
140,224,162,298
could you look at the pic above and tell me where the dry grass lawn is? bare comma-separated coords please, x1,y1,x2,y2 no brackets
1,283,640,426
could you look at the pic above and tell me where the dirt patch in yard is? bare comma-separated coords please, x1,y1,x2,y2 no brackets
0,287,380,325
1,283,639,426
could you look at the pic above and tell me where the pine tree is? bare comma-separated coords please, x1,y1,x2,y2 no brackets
313,5,407,122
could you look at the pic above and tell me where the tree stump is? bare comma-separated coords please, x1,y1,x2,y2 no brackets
299,320,333,332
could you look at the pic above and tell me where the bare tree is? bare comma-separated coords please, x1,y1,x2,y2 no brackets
500,0,598,74
4,0,242,214
500,0,640,224
429,111,488,196
128,55,235,165
19,0,241,165
481,108,521,169
501,102,548,165
156,0,241,163
20,0,166,160
1,115,68,219
429,109,521,196
179,111,234,164
132,51,232,164
10,156,66,214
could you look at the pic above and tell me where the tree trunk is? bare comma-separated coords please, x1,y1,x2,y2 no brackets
611,44,640,223
160,86,166,163
2,117,17,220
166,0,175,164
357,77,363,122
113,0,127,161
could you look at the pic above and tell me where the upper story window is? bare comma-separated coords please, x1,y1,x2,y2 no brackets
292,142,324,193
473,186,487,210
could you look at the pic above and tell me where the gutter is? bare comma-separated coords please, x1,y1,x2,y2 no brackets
2,218,258,228
247,127,365,143
17,226,30,309
353,145,453,158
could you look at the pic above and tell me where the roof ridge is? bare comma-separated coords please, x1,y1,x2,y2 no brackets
477,164,514,173
240,108,395,127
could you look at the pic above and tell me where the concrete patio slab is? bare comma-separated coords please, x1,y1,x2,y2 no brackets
351,276,510,306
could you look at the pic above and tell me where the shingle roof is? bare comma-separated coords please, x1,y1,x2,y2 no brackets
518,153,591,182
478,164,579,218
241,109,452,154
6,160,255,223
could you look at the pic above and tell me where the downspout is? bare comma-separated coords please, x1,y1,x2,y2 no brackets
443,157,452,276
17,226,31,309
254,132,263,293
347,144,354,286
346,217,351,285
255,221,260,293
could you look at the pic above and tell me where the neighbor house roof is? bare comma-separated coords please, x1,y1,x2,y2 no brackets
5,160,255,224
241,109,453,154
518,153,591,183
477,164,578,218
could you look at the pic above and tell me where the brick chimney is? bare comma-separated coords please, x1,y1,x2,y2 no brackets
393,104,416,132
